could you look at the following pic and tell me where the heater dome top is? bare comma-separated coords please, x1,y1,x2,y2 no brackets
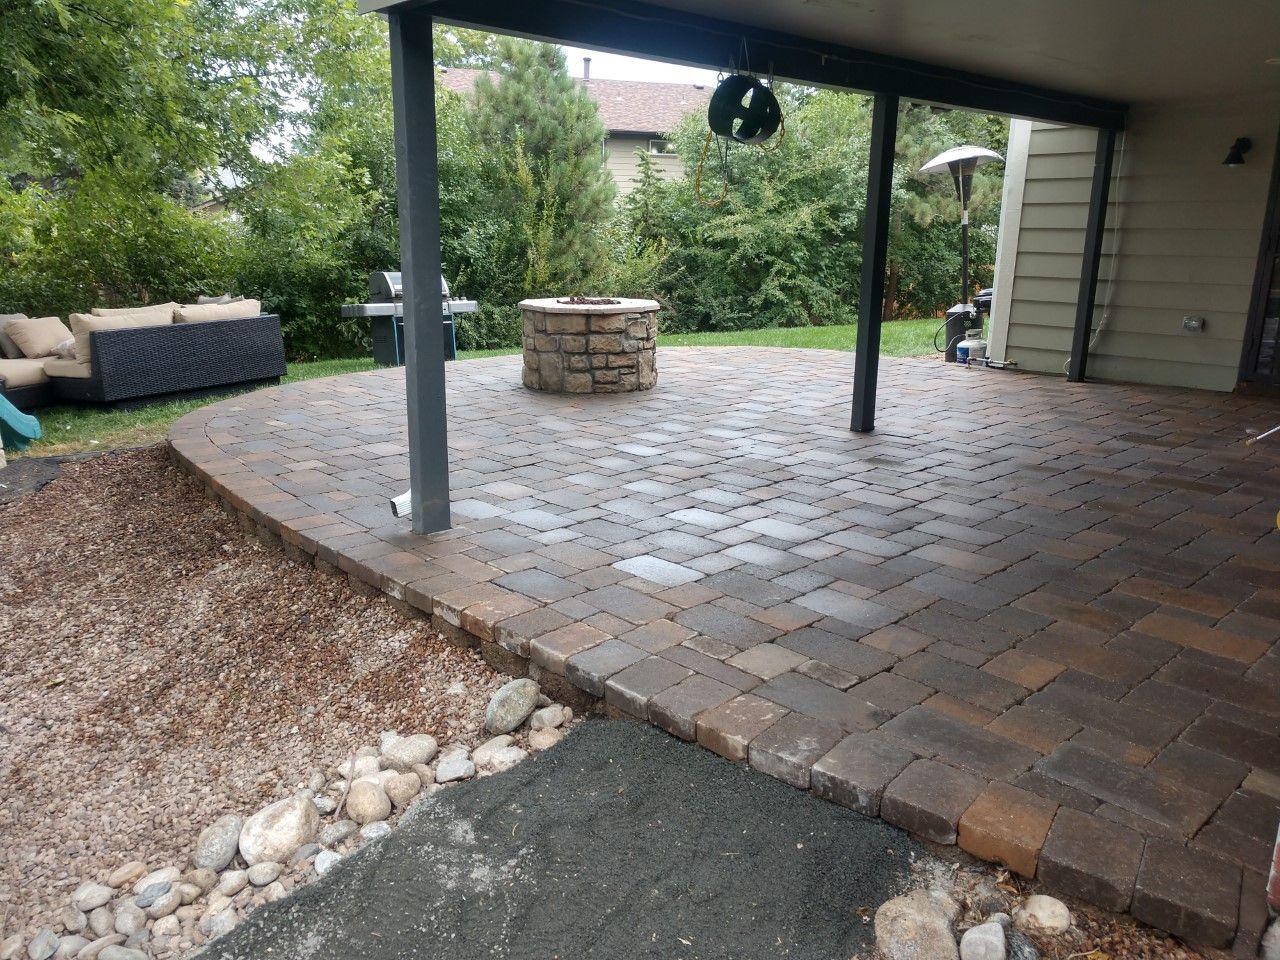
920,145,1004,175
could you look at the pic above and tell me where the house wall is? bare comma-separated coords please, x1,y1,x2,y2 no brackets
993,94,1280,391
605,135,682,195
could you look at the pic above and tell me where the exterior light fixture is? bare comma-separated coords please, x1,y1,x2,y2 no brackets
1223,138,1252,166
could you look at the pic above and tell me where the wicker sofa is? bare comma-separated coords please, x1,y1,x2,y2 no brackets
0,313,286,410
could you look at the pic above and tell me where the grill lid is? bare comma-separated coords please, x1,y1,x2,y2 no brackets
367,271,454,303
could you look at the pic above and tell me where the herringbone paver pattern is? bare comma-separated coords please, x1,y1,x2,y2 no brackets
170,348,1280,949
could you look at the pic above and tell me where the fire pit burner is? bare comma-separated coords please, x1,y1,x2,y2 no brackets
556,296,622,306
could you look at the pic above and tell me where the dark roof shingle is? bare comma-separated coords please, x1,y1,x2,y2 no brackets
438,66,711,135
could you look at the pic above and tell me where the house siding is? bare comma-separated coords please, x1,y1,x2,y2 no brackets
995,94,1280,391
605,135,682,195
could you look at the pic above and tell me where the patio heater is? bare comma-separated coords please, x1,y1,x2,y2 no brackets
920,146,1003,361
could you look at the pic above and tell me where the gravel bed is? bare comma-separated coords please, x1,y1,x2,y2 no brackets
0,447,507,941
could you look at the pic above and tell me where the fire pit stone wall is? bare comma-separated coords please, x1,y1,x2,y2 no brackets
519,297,659,394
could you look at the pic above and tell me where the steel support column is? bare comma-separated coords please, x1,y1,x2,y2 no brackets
1068,128,1116,383
851,93,899,433
389,10,451,533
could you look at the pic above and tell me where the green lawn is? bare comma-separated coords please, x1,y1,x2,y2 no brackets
18,319,938,457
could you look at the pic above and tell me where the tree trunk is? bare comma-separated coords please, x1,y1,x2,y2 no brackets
881,263,900,326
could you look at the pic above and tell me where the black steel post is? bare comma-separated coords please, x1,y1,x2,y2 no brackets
960,174,971,305
851,93,899,434
389,10,452,534
1068,127,1117,383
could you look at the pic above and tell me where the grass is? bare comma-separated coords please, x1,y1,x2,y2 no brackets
17,319,939,457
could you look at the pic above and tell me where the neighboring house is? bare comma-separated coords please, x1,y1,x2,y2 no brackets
437,65,711,194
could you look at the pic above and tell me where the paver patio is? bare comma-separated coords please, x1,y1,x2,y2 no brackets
169,347,1280,951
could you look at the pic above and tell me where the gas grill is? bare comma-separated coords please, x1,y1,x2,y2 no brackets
340,271,477,364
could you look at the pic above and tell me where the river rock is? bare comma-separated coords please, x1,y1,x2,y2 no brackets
347,781,391,824
106,863,146,890
133,882,170,909
471,736,515,768
359,822,392,842
151,915,180,939
0,935,19,960
385,772,421,809
529,705,565,729
313,796,338,815
315,851,341,876
203,909,238,939
247,862,282,886
320,820,358,847
960,922,1006,960
381,734,439,772
133,867,180,896
145,886,182,920
289,843,321,866
485,679,540,734
1012,895,1070,936
239,793,320,866
87,907,114,939
217,870,248,896
435,754,475,783
194,815,243,872
98,947,147,960
112,903,146,938
489,745,529,771
52,936,86,959
26,930,57,960
528,727,564,751
185,868,219,894
58,907,86,934
71,883,113,913
874,889,960,960
76,936,125,960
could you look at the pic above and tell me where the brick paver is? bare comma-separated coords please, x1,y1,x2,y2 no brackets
170,349,1280,947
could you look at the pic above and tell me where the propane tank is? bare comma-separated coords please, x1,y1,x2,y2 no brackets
956,329,987,364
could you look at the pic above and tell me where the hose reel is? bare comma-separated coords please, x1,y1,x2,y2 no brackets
696,67,785,206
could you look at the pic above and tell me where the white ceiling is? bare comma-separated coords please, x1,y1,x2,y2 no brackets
631,0,1280,105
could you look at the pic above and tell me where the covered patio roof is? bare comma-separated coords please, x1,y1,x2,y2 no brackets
370,0,1215,533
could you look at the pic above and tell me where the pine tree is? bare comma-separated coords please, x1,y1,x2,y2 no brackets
472,38,615,288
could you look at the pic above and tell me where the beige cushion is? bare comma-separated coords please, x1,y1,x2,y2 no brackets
90,301,178,319
0,313,28,359
7,315,73,359
42,357,93,380
68,311,173,362
174,299,262,324
0,357,51,387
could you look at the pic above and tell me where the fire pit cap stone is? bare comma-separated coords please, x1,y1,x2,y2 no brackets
520,297,659,315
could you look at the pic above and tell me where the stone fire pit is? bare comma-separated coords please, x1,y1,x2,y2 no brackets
520,297,658,393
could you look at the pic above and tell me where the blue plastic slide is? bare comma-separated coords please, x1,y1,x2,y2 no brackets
0,394,41,453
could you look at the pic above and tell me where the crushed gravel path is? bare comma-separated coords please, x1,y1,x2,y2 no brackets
0,447,506,937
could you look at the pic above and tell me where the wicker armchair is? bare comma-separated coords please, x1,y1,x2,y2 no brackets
49,314,286,406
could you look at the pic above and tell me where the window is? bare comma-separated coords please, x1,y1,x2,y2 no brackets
648,139,676,155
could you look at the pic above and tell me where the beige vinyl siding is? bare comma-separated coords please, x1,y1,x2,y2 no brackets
605,135,682,195
998,94,1279,391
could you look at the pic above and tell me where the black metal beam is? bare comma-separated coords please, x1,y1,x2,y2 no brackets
1067,128,1117,384
419,0,1126,130
851,93,898,434
389,9,452,533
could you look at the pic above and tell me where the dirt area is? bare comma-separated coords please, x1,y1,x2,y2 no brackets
0,447,505,937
